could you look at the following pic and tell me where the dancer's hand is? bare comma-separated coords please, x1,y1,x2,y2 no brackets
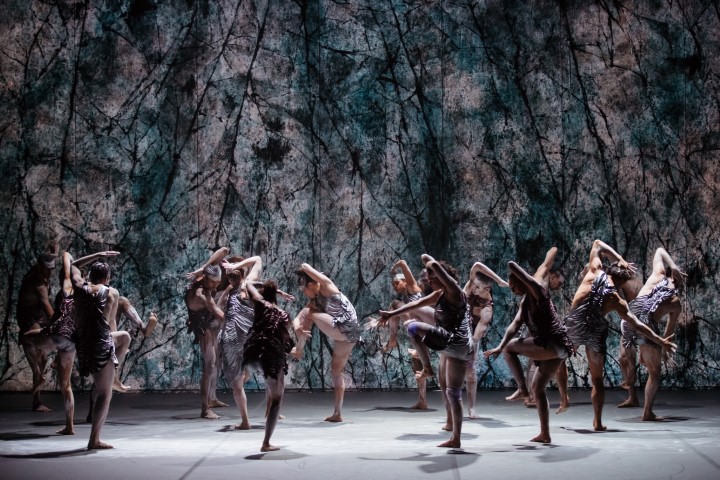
185,268,202,280
483,346,502,359
377,311,393,325
100,251,121,257
661,334,677,355
618,259,637,274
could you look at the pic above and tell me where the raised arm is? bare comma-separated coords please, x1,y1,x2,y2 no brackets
223,255,263,283
186,246,230,279
300,263,339,295
392,259,421,294
464,261,509,294
650,248,685,288
534,247,558,282
508,261,543,302
73,251,121,269
589,240,633,273
421,254,463,305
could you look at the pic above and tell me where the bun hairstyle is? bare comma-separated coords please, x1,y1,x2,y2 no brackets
606,262,635,282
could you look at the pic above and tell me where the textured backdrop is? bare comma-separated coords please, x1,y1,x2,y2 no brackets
1,0,718,394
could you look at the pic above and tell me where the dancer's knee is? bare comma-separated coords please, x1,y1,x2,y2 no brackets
446,387,463,404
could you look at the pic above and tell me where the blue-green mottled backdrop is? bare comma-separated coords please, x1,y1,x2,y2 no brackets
1,0,718,393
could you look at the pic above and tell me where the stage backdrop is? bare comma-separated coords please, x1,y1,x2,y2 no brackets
1,0,718,393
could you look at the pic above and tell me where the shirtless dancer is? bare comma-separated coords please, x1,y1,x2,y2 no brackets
185,247,230,419
564,240,676,431
292,263,360,422
16,250,57,412
485,261,573,443
71,261,120,449
618,248,684,420
215,255,263,429
463,261,508,418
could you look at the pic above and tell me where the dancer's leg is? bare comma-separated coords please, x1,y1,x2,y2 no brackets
231,369,250,429
261,374,285,452
438,356,465,448
555,361,570,413
618,342,639,407
88,361,114,449
503,339,529,401
640,346,663,421
326,340,355,422
111,331,131,392
465,342,479,418
530,358,563,443
586,349,607,431
200,331,219,419
56,350,76,435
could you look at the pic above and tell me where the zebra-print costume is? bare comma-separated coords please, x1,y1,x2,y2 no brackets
565,271,616,354
73,283,117,377
312,292,360,342
220,287,254,381
621,277,676,350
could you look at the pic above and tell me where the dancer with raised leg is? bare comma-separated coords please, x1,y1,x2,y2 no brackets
292,263,360,422
485,261,573,443
380,255,473,448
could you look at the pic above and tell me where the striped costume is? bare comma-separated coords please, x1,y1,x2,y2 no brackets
565,271,616,354
621,277,676,350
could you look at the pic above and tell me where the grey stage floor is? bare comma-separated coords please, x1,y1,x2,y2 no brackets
1,388,719,480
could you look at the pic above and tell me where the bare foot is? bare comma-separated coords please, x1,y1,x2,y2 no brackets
593,421,607,432
201,409,220,419
261,444,280,452
143,313,158,337
438,439,461,448
290,347,303,361
87,441,113,450
56,427,75,435
410,401,428,410
112,381,131,392
468,408,479,419
617,399,639,408
382,339,398,353
209,399,229,408
505,389,529,401
32,404,52,413
324,413,343,422
278,414,285,420
555,403,569,414
441,423,452,431
531,433,551,443
407,348,419,359
235,422,251,430
643,412,664,421
524,400,537,409
415,367,434,380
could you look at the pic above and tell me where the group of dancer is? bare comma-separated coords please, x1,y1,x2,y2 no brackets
14,238,683,451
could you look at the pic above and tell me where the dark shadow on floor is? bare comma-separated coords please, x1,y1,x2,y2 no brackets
361,406,439,413
559,427,625,434
1,447,93,458
245,449,308,460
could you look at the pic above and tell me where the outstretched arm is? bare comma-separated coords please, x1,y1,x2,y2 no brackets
613,295,675,351
484,305,524,358
186,246,230,279
508,261,543,302
392,259,421,294
73,251,121,269
379,290,441,322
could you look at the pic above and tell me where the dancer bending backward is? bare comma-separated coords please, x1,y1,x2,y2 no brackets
244,280,295,451
564,240,676,431
385,259,436,409
463,261,509,418
185,247,230,419
618,248,684,420
292,263,360,422
216,256,263,429
380,256,473,448
485,261,573,443
71,261,119,449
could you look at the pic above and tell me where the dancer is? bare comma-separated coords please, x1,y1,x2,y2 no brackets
484,261,573,443
244,280,294,451
564,240,676,431
71,261,119,449
618,248,684,420
215,255,263,428
463,261,508,418
16,248,57,412
292,263,360,422
380,255,473,448
185,247,230,419
109,296,158,391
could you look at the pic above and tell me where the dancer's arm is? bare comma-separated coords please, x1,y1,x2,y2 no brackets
392,259,421,294
422,254,463,305
611,294,676,352
379,290,441,322
534,247,558,282
300,263,340,295
508,261,543,302
590,240,634,273
185,246,230,279
73,251,121,268
484,305,524,359
651,248,685,288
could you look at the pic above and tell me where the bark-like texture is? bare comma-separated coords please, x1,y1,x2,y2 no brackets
1,0,718,391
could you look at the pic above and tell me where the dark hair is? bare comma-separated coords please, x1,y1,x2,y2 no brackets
225,256,246,281
605,262,635,282
261,280,278,304
474,271,492,284
433,260,459,282
89,262,111,284
295,269,315,286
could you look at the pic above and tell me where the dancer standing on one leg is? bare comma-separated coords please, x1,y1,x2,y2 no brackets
71,261,119,449
380,255,473,448
292,263,360,422
463,261,508,418
564,240,676,431
109,295,158,391
185,247,230,419
215,255,263,429
485,261,574,443
244,280,294,451
618,248,684,420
